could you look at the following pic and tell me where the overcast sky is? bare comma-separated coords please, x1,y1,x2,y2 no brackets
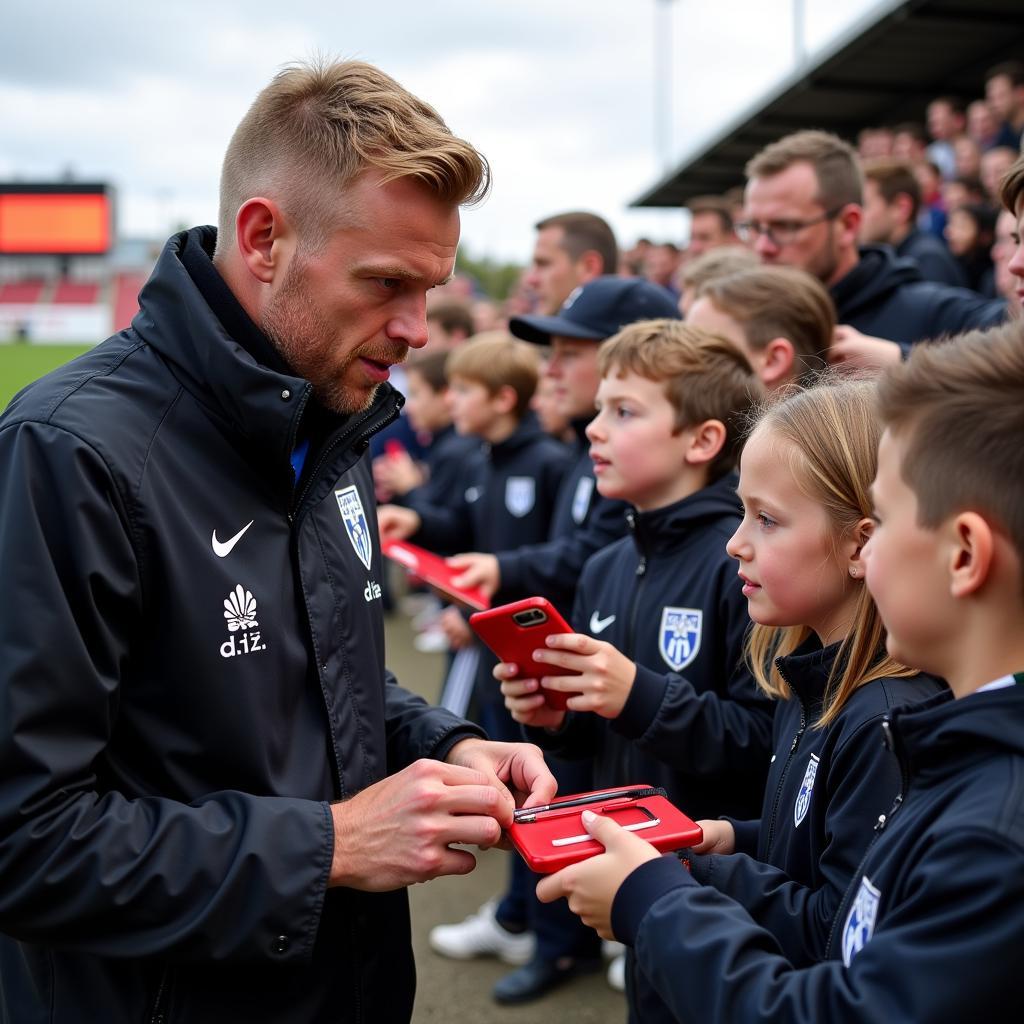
2,0,878,262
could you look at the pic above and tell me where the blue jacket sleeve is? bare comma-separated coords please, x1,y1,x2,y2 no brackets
612,569,773,780
495,492,628,610
614,830,1023,1023
0,422,333,964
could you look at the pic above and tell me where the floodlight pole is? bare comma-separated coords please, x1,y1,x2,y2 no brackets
655,0,677,172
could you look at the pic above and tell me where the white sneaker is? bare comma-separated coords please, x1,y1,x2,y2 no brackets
413,626,449,653
429,899,535,965
602,939,625,960
607,953,626,992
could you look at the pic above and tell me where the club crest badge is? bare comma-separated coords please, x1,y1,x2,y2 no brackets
659,607,702,671
842,875,881,966
505,477,536,518
335,485,373,570
794,754,820,828
571,476,595,524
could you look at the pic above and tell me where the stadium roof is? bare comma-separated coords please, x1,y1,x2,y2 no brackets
632,0,1024,208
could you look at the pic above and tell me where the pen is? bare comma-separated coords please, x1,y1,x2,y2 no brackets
513,785,665,823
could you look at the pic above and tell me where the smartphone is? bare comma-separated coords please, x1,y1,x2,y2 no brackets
381,538,490,611
469,597,581,710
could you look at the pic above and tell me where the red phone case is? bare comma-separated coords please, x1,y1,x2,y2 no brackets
469,597,581,710
381,538,490,611
508,785,703,873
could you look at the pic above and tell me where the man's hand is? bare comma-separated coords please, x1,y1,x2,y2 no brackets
329,759,512,891
531,633,637,719
377,504,421,542
536,810,660,940
496,661,568,730
445,735,557,812
691,818,735,856
829,325,902,372
447,552,500,598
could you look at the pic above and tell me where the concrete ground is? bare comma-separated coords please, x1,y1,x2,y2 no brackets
383,601,626,1024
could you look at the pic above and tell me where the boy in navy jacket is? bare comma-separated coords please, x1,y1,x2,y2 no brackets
533,315,1024,1024
502,321,775,823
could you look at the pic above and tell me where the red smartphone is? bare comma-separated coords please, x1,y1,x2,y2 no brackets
469,597,581,710
507,785,703,873
381,538,490,611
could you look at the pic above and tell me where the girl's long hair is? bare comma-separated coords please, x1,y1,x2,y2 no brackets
745,377,913,727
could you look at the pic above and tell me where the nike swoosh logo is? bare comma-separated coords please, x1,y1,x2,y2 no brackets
211,520,254,558
590,611,616,634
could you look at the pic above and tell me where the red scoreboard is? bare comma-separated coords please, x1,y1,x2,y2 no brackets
0,183,112,256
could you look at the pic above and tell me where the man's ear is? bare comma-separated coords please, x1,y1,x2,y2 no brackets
576,249,605,281
686,419,727,466
759,338,797,387
948,512,994,598
234,197,289,285
836,203,863,249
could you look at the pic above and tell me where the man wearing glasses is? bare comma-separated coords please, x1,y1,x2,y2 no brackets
739,130,1005,366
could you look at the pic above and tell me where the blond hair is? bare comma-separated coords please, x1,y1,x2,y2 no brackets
597,320,763,482
699,266,835,382
680,246,759,292
877,321,1024,591
218,58,489,251
445,332,539,418
998,153,1024,214
745,378,913,726
746,130,863,209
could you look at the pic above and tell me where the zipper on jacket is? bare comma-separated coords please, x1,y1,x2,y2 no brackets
763,662,807,859
148,967,170,1024
616,510,649,782
289,390,402,521
823,716,908,959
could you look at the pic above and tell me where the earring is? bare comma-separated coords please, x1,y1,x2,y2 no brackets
849,566,860,579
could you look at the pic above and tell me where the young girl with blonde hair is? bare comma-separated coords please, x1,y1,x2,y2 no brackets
678,377,945,970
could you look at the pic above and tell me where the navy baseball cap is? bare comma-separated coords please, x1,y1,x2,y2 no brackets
509,276,681,345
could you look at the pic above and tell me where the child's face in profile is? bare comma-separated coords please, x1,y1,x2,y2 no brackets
728,426,858,643
863,428,949,672
445,374,499,437
585,370,698,512
404,371,450,434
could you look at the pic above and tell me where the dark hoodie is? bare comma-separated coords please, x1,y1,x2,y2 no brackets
530,473,774,823
832,245,1005,346
611,682,1024,1024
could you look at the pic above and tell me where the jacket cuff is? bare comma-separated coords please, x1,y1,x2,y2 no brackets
611,853,695,945
496,551,525,593
729,817,760,856
613,663,665,739
430,723,488,763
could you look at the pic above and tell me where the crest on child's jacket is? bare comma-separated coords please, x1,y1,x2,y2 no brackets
505,477,536,518
571,476,594,524
794,754,819,828
659,607,702,671
335,485,373,571
842,875,881,966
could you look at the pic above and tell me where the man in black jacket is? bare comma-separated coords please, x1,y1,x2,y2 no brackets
0,60,553,1024
739,130,1005,368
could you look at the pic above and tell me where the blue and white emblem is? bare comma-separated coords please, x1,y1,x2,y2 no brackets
505,477,536,518
842,875,881,966
794,754,819,828
334,485,373,570
571,476,595,524
659,607,702,671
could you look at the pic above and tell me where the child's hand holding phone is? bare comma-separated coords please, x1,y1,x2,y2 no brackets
531,633,638,719
496,661,568,730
